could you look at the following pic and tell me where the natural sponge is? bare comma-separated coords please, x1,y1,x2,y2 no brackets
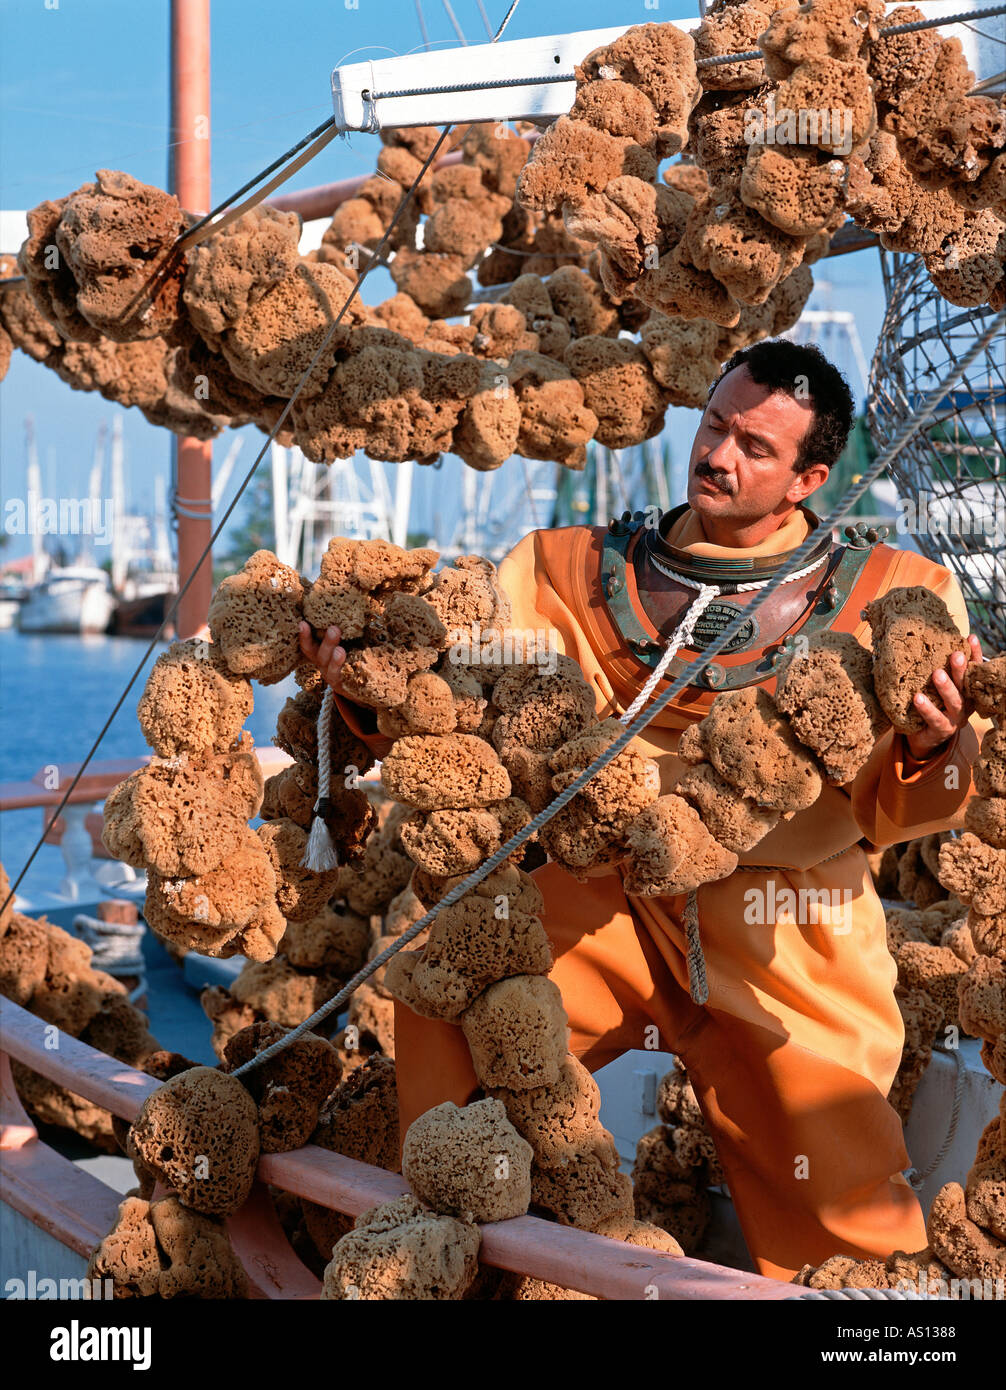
623,793,739,896
381,733,511,810
385,866,551,1020
136,639,252,758
938,836,1006,917
102,743,263,877
402,1099,533,1222
487,1055,607,1168
303,537,439,641
862,586,969,734
461,974,568,1092
224,1022,341,1153
87,1194,251,1299
774,630,889,783
129,1066,260,1215
679,685,822,811
320,1193,480,1300
207,549,306,684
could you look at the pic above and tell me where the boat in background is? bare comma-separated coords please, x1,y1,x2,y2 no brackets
0,577,27,628
17,565,116,634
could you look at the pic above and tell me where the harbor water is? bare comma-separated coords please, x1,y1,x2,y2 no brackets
0,628,292,901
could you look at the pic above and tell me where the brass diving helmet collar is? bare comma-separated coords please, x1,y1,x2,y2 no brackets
643,502,834,590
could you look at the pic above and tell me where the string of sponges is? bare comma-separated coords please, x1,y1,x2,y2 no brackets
797,654,1006,1295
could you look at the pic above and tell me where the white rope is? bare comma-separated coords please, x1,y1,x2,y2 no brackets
646,549,829,593
796,1287,933,1300
301,686,340,872
905,1044,967,1190
619,550,828,1001
619,583,721,725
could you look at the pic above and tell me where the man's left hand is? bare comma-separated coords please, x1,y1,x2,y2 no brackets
906,634,983,761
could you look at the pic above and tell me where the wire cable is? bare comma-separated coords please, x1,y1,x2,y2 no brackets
442,0,469,44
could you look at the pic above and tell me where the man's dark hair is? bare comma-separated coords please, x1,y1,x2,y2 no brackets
707,339,855,472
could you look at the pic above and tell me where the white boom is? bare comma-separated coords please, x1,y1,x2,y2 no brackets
330,21,699,134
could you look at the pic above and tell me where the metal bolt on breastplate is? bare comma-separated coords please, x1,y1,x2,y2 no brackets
703,662,726,687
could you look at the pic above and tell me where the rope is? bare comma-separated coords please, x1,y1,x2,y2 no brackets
170,116,337,254
301,687,340,872
230,308,1005,1079
175,122,340,254
619,583,719,723
694,4,1006,68
683,888,708,1005
796,1287,933,1300
646,550,829,593
905,1043,968,1190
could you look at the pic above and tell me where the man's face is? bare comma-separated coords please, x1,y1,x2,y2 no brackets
687,365,827,524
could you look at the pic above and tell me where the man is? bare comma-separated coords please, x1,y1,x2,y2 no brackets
300,340,986,1281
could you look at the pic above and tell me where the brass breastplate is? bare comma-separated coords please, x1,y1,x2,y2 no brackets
602,505,888,691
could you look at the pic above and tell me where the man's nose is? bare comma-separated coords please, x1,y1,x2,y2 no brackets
706,435,738,472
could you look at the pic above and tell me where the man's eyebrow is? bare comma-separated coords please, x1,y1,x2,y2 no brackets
742,426,777,452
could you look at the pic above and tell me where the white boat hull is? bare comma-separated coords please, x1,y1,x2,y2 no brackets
0,598,20,629
18,580,115,634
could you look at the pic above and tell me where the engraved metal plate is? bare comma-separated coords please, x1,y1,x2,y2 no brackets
690,601,759,653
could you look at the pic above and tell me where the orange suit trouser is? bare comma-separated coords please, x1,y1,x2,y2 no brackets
393,849,928,1281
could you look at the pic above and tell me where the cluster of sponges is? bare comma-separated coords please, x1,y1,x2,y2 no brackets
200,805,414,1063
87,1064,259,1297
0,136,649,469
884,896,970,1119
619,588,972,899
939,656,1006,1090
103,635,284,961
0,894,159,1149
102,546,394,961
849,6,1006,308
369,626,682,1251
517,19,827,336
796,654,1006,1296
632,1060,725,1254
87,1195,250,1299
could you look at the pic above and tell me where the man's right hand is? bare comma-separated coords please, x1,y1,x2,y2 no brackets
298,621,347,693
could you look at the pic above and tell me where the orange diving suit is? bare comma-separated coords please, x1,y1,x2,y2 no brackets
342,505,985,1281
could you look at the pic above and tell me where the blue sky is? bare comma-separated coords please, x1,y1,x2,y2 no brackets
1,0,885,563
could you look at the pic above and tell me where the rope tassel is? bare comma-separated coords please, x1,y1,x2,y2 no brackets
301,686,340,873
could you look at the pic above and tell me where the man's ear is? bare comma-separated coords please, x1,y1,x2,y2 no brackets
786,464,830,505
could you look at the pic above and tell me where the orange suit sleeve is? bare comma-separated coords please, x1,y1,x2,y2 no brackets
849,564,990,847
333,694,394,761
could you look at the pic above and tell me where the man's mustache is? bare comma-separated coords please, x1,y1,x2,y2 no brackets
693,461,735,494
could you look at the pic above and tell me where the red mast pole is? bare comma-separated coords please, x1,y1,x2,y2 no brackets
170,0,213,638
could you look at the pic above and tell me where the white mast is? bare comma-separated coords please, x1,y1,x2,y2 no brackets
109,414,127,592
25,417,46,584
83,421,107,567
